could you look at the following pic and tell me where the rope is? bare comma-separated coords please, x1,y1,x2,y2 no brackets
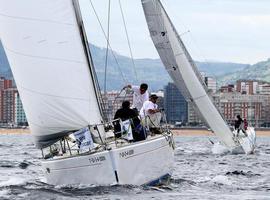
104,0,111,94
118,0,139,83
88,0,128,85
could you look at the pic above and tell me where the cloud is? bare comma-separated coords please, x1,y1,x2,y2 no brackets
80,0,270,64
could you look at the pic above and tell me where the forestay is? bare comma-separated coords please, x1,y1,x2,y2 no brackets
0,0,103,148
142,0,237,149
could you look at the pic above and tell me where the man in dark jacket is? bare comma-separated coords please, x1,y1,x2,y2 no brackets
113,101,146,141
114,101,137,122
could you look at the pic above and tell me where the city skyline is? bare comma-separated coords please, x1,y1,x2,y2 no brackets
1,75,270,127
80,0,270,64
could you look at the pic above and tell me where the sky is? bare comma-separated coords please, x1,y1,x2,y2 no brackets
79,0,270,64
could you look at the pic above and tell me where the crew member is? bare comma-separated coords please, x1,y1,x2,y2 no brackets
124,83,149,113
140,94,161,129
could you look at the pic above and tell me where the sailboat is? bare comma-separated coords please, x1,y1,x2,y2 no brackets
0,0,174,185
142,0,256,154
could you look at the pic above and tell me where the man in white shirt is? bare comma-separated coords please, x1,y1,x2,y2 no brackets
140,94,161,128
125,83,149,113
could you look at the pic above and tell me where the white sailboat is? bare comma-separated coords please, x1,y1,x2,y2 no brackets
142,0,256,154
0,0,174,185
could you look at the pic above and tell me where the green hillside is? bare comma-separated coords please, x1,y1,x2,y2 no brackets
90,44,248,91
218,58,270,86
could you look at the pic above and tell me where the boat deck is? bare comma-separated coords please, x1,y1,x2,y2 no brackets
43,129,172,161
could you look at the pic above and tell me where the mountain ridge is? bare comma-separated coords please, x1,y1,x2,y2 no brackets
89,44,249,90
1,41,268,90
218,58,270,85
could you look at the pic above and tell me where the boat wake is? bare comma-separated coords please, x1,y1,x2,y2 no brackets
211,142,230,155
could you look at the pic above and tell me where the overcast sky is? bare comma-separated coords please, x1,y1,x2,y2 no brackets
79,0,270,64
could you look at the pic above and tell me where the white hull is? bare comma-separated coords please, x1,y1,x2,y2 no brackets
212,128,256,154
233,127,256,154
42,135,174,186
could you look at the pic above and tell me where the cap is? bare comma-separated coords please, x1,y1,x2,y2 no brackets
150,94,158,99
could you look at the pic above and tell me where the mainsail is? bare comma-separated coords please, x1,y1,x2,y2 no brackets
142,0,237,149
0,0,103,148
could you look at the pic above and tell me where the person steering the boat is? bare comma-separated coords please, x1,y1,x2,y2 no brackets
234,115,246,136
123,83,149,114
139,94,162,134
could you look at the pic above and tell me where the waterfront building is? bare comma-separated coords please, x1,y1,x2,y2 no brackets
187,102,204,125
205,76,217,93
15,92,27,125
259,83,270,95
235,79,270,95
0,77,12,90
1,87,17,123
214,92,269,127
164,83,188,124
0,77,13,122
101,90,133,121
236,79,258,94
220,84,235,93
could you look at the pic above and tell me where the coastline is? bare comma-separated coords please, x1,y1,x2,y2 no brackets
0,128,31,134
172,129,270,136
1,128,270,136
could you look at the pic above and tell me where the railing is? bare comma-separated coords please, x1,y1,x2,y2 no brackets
41,111,172,159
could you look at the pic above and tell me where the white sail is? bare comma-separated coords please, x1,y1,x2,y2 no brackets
142,0,237,149
0,0,103,147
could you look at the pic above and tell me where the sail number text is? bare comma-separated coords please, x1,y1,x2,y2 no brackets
119,149,134,158
89,156,106,164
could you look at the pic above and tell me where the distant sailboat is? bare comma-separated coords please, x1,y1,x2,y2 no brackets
142,0,256,154
0,0,174,185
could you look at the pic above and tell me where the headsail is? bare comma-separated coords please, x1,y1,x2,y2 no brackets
0,0,103,148
142,0,237,150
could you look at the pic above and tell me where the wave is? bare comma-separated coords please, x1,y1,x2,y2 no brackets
170,178,197,186
0,177,27,187
18,161,30,169
225,170,261,177
211,142,230,155
0,160,32,169
0,160,17,168
211,175,232,186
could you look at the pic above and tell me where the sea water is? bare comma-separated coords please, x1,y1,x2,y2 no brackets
0,134,269,200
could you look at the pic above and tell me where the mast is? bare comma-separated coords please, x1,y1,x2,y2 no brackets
72,0,106,121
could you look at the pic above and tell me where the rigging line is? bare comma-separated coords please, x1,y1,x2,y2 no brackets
160,1,209,100
155,1,190,98
118,0,139,83
104,0,111,95
156,1,208,126
161,0,216,81
88,0,128,85
159,1,206,88
175,29,229,123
